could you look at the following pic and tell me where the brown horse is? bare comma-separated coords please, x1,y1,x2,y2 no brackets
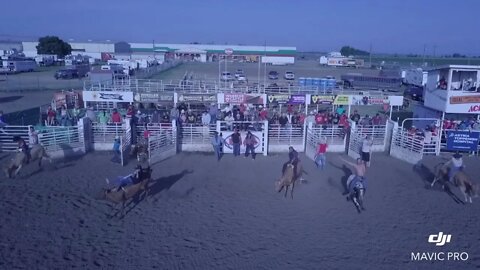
275,162,303,199
4,145,52,178
453,171,479,203
130,143,148,162
100,166,153,216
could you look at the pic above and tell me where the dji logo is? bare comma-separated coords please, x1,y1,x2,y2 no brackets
428,232,452,246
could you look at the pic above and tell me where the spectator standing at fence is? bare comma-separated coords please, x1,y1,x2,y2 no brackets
211,131,223,161
201,111,211,126
350,110,361,125
225,112,234,131
361,135,373,167
111,109,122,124
98,110,109,131
259,106,268,121
372,113,382,125
279,113,288,128
59,105,70,126
151,110,160,124
72,104,81,124
244,131,257,160
86,106,96,123
336,105,345,116
423,126,433,144
231,129,242,157
111,136,121,163
126,105,134,119
361,115,372,127
28,126,39,146
315,136,328,170
46,106,56,126
315,112,324,126
170,107,179,122
209,103,218,124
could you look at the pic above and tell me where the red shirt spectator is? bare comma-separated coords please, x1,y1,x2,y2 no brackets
259,108,268,120
372,114,382,125
287,104,294,114
143,129,151,139
317,142,327,154
315,113,324,125
126,106,134,118
111,110,122,124
339,114,348,126
239,104,246,114
298,113,306,124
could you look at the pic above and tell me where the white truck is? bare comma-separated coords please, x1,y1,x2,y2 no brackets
3,60,37,72
404,68,428,87
261,56,294,65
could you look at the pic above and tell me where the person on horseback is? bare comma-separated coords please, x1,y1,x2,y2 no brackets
340,157,367,195
445,152,464,183
282,146,300,179
13,136,31,164
106,165,143,192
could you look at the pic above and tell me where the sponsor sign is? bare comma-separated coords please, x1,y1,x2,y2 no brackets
178,94,217,103
351,95,389,105
222,131,262,154
83,91,133,102
467,105,480,113
450,95,480,104
267,94,305,104
446,131,480,151
223,94,264,104
225,48,234,55
310,95,335,105
134,93,173,103
333,95,349,105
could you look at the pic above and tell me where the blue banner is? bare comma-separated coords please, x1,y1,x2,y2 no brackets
446,131,480,151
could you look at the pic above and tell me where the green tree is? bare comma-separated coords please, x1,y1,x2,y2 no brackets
36,36,72,58
340,46,369,56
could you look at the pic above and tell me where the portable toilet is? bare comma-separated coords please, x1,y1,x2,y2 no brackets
327,78,336,90
298,77,306,87
306,77,313,87
313,78,320,87
319,78,327,91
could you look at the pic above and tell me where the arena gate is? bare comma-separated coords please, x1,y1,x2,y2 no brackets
216,121,268,156
389,118,440,165
120,121,132,166
268,123,306,153
347,121,393,160
148,122,177,165
305,122,348,160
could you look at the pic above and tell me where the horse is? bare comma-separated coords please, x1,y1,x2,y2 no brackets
452,171,479,203
4,144,52,179
275,162,303,199
431,162,449,188
100,166,153,216
346,175,366,213
130,143,148,162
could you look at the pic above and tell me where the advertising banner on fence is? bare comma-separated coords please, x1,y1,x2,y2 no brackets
222,93,264,104
351,95,389,105
333,95,349,105
446,131,480,151
310,95,335,105
134,93,173,103
83,91,134,102
267,94,305,105
177,94,217,103
221,131,263,154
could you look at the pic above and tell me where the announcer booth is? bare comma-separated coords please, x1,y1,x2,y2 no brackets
422,65,480,153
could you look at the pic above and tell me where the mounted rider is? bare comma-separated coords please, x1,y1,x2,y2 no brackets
13,135,31,163
340,157,368,196
445,152,464,183
282,146,300,179
106,165,143,192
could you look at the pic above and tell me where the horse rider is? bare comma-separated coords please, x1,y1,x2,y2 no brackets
444,152,464,183
283,146,299,178
13,136,31,164
106,165,143,192
340,157,367,196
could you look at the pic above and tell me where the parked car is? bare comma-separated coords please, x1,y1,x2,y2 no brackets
284,71,295,80
234,69,244,78
268,71,279,80
54,69,79,79
237,74,247,83
405,86,424,101
221,71,233,81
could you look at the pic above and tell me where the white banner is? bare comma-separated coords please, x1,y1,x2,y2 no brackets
83,91,134,102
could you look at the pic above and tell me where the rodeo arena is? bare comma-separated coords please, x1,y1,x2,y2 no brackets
1,41,480,269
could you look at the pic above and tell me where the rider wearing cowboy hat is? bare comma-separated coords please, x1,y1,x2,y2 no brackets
446,152,464,183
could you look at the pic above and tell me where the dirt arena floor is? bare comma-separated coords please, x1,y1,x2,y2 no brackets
0,150,479,270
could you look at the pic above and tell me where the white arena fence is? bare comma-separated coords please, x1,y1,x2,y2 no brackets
148,125,177,165
347,122,391,160
268,124,305,153
178,123,216,152
305,122,348,160
216,121,268,156
120,124,132,167
91,122,125,150
38,126,86,158
0,126,30,152
390,128,425,165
